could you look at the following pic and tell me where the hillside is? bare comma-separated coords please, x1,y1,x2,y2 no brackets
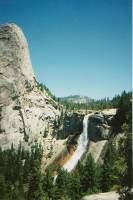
59,95,92,104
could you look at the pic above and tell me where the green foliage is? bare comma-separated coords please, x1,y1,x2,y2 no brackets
42,169,55,199
54,154,101,199
0,133,132,199
37,83,132,112
109,91,132,190
112,91,132,133
0,144,43,200
118,132,132,187
37,82,57,101
0,90,132,199
59,97,113,111
100,131,132,192
100,141,121,192
55,169,71,199
69,172,82,200
59,91,132,112
78,154,101,194
36,82,132,114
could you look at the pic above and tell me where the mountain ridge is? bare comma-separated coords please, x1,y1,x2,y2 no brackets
59,95,93,104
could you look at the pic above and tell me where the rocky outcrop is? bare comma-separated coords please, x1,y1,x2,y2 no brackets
82,191,119,200
88,109,116,141
56,112,84,139
83,109,117,164
0,23,60,150
87,140,108,163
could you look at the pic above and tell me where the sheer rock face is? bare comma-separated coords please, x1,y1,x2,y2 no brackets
88,110,116,142
0,23,60,150
0,23,35,105
57,112,84,139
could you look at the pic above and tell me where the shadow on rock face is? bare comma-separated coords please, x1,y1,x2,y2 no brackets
88,112,111,142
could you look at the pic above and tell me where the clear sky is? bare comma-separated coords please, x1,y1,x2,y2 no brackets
0,0,132,99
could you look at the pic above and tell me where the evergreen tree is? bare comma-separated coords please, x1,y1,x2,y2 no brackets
42,169,55,199
68,171,82,200
80,154,100,194
100,141,120,192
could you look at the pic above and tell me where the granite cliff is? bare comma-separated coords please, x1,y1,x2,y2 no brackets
0,23,61,151
0,23,84,168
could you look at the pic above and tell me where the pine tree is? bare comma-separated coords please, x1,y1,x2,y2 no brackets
55,169,70,198
80,154,100,194
68,171,82,200
42,169,55,199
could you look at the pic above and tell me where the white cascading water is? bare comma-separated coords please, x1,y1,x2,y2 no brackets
63,114,91,172
53,114,91,184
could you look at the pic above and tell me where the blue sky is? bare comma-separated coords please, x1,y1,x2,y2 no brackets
0,0,132,99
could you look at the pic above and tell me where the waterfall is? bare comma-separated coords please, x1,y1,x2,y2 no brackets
63,114,91,172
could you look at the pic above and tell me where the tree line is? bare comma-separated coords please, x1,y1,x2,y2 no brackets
37,82,131,111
